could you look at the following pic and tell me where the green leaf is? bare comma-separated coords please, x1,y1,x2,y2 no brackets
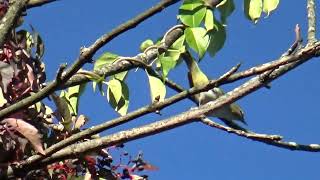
113,71,128,81
165,34,185,61
146,70,166,103
207,20,226,57
179,0,206,27
51,93,73,131
263,0,280,16
159,55,176,79
204,9,215,31
30,25,45,59
166,49,183,62
185,27,210,59
66,83,86,115
218,0,235,24
107,79,129,116
93,52,125,95
179,0,203,11
107,79,123,104
140,39,154,52
244,0,263,23
170,34,185,51
94,52,118,71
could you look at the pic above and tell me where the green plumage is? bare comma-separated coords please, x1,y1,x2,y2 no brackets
184,53,246,125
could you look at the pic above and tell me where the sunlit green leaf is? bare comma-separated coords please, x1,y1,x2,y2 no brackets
107,79,129,116
146,70,166,103
185,27,210,59
165,34,185,62
0,87,7,108
107,79,123,104
204,9,215,31
52,93,73,131
179,0,206,27
66,83,86,115
207,20,226,57
244,0,263,23
171,34,185,50
263,0,280,16
94,52,118,71
159,55,176,79
179,0,203,11
113,71,128,81
140,39,154,52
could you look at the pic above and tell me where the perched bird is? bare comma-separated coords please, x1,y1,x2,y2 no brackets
183,53,247,127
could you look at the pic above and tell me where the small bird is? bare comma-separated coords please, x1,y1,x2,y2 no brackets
183,52,247,127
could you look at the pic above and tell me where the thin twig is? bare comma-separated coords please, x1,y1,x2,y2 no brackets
201,117,320,151
200,118,282,141
27,0,58,9
307,0,317,44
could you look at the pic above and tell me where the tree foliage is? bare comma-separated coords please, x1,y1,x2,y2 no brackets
0,0,318,179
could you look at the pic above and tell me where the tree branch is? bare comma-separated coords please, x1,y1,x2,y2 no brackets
201,117,320,151
20,48,320,171
0,0,28,47
200,118,282,141
26,0,58,9
307,0,317,44
0,0,182,120
19,63,237,169
14,41,320,174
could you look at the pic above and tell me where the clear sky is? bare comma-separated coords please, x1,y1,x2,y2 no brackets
25,1,320,179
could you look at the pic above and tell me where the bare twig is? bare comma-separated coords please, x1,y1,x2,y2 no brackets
55,63,67,82
201,117,320,151
27,0,58,9
307,0,317,44
200,118,282,141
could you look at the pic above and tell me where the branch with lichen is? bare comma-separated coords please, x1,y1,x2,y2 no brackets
0,0,28,47
307,0,317,44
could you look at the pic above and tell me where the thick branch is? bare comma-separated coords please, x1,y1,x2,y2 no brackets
307,0,317,44
6,42,320,177
20,63,235,168
24,47,320,170
0,0,28,47
27,0,58,9
0,0,182,120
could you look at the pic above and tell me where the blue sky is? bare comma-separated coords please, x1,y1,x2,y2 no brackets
25,1,320,179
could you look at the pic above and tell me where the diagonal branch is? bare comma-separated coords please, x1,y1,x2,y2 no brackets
307,0,317,44
200,118,282,141
15,41,320,174
0,0,182,120
0,0,28,47
201,117,320,151
27,0,58,9
19,63,237,168
19,47,320,171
